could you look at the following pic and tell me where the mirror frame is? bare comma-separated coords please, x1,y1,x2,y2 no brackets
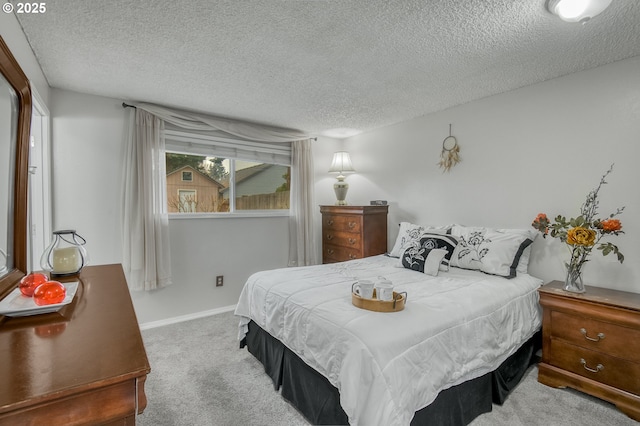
0,36,32,301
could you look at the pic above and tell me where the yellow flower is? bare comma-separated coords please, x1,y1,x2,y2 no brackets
566,227,597,246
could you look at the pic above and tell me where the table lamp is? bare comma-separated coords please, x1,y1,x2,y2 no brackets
328,151,355,205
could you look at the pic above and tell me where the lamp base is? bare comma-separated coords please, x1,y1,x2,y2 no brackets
334,177,349,206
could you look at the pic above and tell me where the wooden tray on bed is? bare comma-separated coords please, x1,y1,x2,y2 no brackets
352,290,406,312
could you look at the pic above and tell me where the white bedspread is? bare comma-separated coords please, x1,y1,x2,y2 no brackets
235,255,542,426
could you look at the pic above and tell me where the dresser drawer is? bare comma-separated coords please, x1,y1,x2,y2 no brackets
550,311,640,363
322,215,362,233
323,245,361,263
549,339,640,395
323,230,361,249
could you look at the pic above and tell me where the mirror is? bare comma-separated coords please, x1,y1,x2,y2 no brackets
0,36,32,301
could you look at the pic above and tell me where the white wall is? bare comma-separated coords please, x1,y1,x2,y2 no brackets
343,56,640,293
50,88,342,323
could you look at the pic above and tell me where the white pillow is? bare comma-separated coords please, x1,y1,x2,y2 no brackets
389,222,450,257
450,226,533,278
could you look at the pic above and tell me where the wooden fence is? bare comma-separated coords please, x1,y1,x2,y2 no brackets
235,191,290,210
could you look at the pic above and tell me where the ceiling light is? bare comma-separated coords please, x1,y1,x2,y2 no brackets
321,128,362,139
546,0,612,23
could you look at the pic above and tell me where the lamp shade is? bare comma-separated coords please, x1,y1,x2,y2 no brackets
328,151,355,174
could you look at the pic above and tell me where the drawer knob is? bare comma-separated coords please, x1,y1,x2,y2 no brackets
348,238,356,245
348,253,357,259
348,222,356,229
327,220,334,226
326,234,333,240
580,358,604,374
327,249,334,255
580,328,605,342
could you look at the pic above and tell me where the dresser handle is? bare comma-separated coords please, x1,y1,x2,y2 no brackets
348,238,356,245
327,220,334,226
580,358,604,374
326,234,333,240
327,249,334,255
348,253,357,259
580,328,605,342
348,222,356,229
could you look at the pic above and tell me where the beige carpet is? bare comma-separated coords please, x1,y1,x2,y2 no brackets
137,311,636,426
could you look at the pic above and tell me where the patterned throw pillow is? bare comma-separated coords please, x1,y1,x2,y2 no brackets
389,222,451,257
401,233,459,273
450,227,533,278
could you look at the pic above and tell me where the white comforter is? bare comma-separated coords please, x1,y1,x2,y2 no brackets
235,255,542,426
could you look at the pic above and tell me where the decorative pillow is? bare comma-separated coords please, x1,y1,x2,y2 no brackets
400,233,458,273
424,249,448,276
450,227,533,278
497,228,538,274
390,222,451,257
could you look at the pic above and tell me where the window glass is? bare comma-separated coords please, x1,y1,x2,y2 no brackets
231,161,290,211
166,152,289,214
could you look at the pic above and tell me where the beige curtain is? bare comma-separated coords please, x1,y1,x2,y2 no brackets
122,109,172,291
288,139,318,266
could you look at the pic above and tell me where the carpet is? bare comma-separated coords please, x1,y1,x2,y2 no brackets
137,311,636,426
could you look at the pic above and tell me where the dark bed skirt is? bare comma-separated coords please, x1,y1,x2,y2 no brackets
241,320,541,425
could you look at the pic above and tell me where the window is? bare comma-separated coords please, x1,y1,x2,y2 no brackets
177,190,197,213
164,130,291,215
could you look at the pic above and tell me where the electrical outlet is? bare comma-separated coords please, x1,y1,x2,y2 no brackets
216,275,224,287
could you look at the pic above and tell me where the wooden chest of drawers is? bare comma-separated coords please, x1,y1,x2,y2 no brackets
538,281,640,421
320,205,388,264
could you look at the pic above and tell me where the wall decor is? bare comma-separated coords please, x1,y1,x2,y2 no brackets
438,124,461,172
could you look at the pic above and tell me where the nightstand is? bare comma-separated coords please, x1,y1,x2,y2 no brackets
538,281,640,421
320,205,388,264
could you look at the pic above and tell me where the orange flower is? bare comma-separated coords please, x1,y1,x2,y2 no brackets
601,219,622,232
566,227,597,246
532,213,549,234
535,213,548,222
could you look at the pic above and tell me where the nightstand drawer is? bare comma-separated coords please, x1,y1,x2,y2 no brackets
322,215,362,233
549,339,640,395
550,311,640,363
323,245,360,263
323,231,361,249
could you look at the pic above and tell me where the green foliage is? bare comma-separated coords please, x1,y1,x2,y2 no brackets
166,153,207,174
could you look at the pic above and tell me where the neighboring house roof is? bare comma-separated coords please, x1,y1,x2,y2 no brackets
234,163,272,184
166,165,225,188
220,163,275,195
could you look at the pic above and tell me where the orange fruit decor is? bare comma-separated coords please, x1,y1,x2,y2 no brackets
33,281,67,306
19,273,49,297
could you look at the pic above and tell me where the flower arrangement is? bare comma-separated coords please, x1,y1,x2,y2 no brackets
531,165,625,293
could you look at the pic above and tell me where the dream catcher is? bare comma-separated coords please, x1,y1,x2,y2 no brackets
438,124,460,172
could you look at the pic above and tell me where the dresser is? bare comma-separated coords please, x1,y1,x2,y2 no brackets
0,264,150,425
538,281,640,421
320,205,388,264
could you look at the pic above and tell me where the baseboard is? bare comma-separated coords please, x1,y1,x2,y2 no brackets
139,304,237,330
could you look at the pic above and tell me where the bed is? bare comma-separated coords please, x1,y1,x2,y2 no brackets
235,224,543,426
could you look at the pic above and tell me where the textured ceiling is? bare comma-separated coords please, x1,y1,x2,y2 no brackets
14,0,640,136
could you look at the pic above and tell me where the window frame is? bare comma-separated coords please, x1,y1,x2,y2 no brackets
164,130,292,219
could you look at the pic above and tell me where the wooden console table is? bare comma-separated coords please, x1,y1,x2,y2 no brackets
0,264,150,425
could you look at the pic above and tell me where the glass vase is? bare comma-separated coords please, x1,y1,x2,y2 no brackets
564,263,585,293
